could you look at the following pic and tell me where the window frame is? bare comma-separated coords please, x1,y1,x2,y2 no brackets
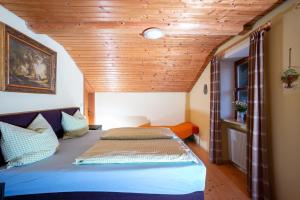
234,57,249,119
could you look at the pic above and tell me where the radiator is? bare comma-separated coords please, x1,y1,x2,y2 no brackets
228,129,247,172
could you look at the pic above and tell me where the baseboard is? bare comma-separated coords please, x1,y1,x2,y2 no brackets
194,135,209,152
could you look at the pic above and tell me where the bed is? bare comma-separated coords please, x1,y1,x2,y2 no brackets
0,108,206,200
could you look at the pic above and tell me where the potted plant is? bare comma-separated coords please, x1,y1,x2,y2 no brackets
281,48,299,88
233,101,247,123
281,68,299,88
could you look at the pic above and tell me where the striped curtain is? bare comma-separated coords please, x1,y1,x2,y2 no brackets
209,56,222,164
247,30,270,200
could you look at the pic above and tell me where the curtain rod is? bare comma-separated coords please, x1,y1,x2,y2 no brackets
216,21,272,58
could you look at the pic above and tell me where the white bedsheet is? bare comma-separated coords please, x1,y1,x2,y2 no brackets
0,131,206,197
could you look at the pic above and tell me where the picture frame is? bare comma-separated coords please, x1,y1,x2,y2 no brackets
0,23,57,94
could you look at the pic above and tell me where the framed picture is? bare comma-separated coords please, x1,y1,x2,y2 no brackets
0,23,57,94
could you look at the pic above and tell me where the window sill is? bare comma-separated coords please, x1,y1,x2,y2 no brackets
221,118,247,133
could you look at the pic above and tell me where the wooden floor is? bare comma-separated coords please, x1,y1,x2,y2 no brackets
187,142,251,200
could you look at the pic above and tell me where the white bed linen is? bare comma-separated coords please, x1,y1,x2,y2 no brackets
0,131,206,197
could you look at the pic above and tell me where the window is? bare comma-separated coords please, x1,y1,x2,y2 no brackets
234,57,248,116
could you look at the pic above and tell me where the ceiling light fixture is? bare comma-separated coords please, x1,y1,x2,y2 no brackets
142,27,164,40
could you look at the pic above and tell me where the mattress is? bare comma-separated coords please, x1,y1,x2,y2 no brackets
100,127,174,140
0,131,206,197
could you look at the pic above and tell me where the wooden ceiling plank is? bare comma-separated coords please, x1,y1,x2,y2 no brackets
26,22,243,36
0,0,282,92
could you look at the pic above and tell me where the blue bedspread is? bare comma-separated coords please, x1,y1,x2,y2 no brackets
0,131,206,197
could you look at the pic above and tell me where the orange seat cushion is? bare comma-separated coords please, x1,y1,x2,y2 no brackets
140,122,199,139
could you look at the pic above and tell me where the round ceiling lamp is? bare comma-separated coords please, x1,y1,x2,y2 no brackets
142,27,164,40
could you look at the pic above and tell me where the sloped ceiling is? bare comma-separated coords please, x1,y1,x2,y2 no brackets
0,0,282,92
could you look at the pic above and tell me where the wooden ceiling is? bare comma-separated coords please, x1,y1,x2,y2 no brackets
0,0,282,92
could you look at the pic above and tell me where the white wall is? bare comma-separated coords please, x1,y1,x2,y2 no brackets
0,6,83,114
220,61,235,119
95,92,186,130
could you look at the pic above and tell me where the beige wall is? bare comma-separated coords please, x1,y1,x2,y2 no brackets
188,0,300,199
265,4,300,200
189,64,211,151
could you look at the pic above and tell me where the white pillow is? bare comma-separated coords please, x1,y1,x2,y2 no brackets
0,114,59,168
61,110,89,139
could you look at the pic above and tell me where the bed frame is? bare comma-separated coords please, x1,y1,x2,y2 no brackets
0,107,204,200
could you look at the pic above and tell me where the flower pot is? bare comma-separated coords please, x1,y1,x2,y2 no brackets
286,75,298,88
237,112,245,123
281,69,299,88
